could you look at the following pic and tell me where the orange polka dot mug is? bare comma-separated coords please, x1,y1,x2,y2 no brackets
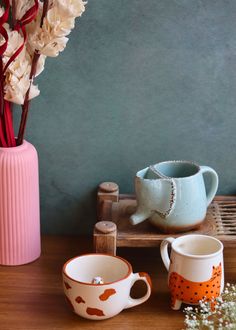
62,254,152,320
160,234,224,310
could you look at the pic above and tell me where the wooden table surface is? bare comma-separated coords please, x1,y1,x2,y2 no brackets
0,236,236,330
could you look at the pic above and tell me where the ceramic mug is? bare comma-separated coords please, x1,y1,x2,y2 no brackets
62,253,152,320
131,160,218,233
160,234,224,310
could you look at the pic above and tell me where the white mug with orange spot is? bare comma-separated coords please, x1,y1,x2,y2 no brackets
160,234,224,310
62,253,152,320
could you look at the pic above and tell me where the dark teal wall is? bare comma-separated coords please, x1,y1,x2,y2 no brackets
19,0,236,234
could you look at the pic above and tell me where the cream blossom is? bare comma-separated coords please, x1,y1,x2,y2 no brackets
0,0,86,146
0,6,4,17
2,0,86,103
27,5,73,56
34,35,69,57
9,0,35,20
50,0,86,18
35,54,46,77
27,0,86,57
4,73,40,105
46,6,75,36
2,27,42,104
3,29,24,58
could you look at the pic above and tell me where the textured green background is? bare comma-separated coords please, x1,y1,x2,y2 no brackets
17,0,236,234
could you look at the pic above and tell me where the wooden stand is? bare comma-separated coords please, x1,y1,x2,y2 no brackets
94,182,236,255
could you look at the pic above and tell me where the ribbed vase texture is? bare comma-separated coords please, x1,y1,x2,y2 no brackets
0,141,41,265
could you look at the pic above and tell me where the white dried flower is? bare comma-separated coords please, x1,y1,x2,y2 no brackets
9,0,35,20
55,0,86,18
27,0,86,57
2,0,86,105
4,74,40,104
46,6,75,36
0,6,5,17
2,27,41,104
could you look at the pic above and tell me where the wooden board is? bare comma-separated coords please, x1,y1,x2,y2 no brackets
95,183,236,254
1,236,236,330
116,196,236,247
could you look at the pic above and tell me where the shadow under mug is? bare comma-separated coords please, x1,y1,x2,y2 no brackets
160,234,224,310
62,253,152,320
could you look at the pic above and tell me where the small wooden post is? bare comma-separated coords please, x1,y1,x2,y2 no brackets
93,221,117,255
97,182,119,221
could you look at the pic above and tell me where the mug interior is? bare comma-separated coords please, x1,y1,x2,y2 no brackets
155,161,199,178
173,235,223,257
63,254,131,284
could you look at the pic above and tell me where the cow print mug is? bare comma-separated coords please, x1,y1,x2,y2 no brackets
62,254,152,320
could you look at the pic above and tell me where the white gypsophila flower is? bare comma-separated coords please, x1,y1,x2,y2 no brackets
9,0,35,20
184,283,236,330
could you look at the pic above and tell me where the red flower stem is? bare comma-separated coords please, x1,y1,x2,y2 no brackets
17,0,49,146
0,56,4,116
41,0,49,27
0,56,7,147
11,0,16,27
0,116,7,147
17,52,40,146
4,101,16,147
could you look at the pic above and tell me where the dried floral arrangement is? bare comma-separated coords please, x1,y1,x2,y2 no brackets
184,283,236,330
0,0,86,147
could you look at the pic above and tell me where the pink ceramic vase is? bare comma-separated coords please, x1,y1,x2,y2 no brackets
0,140,41,265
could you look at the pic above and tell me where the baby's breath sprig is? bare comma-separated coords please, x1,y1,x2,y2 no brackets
184,283,236,329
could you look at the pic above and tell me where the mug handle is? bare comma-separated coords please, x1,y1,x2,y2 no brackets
125,272,152,309
200,166,219,206
160,237,175,271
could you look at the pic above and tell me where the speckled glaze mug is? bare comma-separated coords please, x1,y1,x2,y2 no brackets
130,161,218,233
62,254,152,320
160,234,224,310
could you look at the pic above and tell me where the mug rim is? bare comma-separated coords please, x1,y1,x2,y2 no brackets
62,253,133,286
171,234,223,259
152,160,200,179
137,160,201,180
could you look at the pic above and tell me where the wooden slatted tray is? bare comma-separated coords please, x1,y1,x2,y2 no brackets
94,182,236,255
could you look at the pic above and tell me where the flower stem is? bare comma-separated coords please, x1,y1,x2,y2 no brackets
17,52,40,146
11,0,17,28
41,0,49,27
4,101,16,147
17,0,49,146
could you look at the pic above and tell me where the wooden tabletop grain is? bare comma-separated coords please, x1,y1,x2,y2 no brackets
0,236,235,330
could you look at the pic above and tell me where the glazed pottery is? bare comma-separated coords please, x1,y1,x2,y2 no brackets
0,141,41,265
130,160,218,232
62,253,152,320
160,234,224,310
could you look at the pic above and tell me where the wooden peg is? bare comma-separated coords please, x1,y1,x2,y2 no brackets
97,182,119,221
99,182,118,193
93,221,117,256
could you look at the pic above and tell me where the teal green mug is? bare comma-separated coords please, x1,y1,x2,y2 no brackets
130,161,218,233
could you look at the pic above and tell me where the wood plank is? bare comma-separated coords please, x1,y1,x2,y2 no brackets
0,236,236,330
